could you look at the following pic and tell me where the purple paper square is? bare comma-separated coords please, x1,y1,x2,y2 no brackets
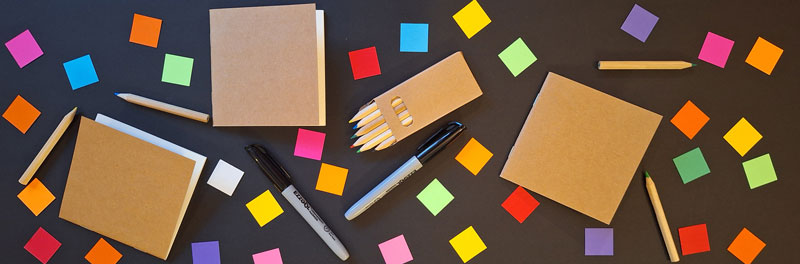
294,128,326,160
585,228,613,256
698,32,735,68
620,4,659,42
379,234,413,264
192,241,221,264
5,29,44,68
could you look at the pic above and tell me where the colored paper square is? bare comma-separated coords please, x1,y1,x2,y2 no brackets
498,38,537,77
63,54,99,90
24,227,61,264
742,154,777,189
162,54,194,86
294,128,326,160
745,37,783,75
501,186,539,223
727,228,765,264
3,95,41,134
678,224,710,256
252,248,282,264
670,100,709,140
348,47,381,80
5,29,44,68
620,4,659,42
673,147,711,184
449,226,486,263
452,0,491,39
207,159,244,196
724,118,762,157
378,234,413,264
17,178,55,216
416,178,454,216
316,163,348,196
246,190,284,227
191,241,220,264
400,23,428,52
129,13,162,48
698,32,734,68
85,238,122,264
585,228,614,256
455,138,493,175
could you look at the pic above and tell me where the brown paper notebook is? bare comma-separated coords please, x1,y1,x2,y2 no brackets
60,117,197,260
210,4,325,126
499,72,662,224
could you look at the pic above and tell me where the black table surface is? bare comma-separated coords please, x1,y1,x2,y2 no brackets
2,0,798,263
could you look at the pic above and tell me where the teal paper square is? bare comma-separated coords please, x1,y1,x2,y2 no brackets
673,147,711,184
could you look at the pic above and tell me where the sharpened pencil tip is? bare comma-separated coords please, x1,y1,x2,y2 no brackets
349,145,355,149
353,124,358,129
114,92,120,96
691,63,697,67
644,171,650,178
356,149,362,153
350,135,356,139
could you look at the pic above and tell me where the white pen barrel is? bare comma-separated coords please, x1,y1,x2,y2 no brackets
281,186,349,261
345,157,423,220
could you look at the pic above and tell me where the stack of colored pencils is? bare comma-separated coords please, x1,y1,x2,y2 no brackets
349,98,413,152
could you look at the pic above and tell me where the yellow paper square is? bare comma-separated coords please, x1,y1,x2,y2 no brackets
449,226,486,263
723,118,762,157
17,178,55,216
316,163,348,196
452,0,491,39
455,138,493,175
246,190,284,227
745,37,783,75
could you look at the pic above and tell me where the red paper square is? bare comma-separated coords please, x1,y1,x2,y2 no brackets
348,46,381,80
678,223,710,256
24,227,61,263
501,186,539,223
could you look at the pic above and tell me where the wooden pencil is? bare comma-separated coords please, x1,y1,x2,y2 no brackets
116,93,209,123
357,130,392,153
349,98,403,123
374,136,396,151
18,107,77,185
644,171,680,262
354,109,382,129
597,61,695,70
352,123,389,148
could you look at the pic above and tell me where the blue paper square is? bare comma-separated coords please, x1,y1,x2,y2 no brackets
400,23,428,52
63,54,99,90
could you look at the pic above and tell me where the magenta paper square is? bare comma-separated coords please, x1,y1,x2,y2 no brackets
294,128,326,160
5,29,44,68
378,234,413,264
698,32,734,68
252,248,282,264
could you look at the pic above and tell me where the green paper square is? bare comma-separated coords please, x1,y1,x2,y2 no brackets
673,147,711,184
498,37,537,77
742,153,777,189
162,54,194,86
416,178,454,216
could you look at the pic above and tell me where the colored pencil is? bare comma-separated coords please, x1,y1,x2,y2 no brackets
349,98,403,123
116,93,209,123
645,171,680,262
352,123,389,148
19,107,77,185
374,136,396,151
357,130,392,153
597,61,695,70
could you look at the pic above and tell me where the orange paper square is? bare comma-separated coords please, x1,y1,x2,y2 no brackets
670,100,709,139
455,138,493,175
745,37,783,75
727,228,765,264
85,238,122,264
17,178,55,216
316,163,348,196
129,14,162,48
3,95,40,134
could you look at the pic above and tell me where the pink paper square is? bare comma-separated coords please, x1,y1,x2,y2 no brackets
252,248,282,264
378,235,413,264
5,29,44,68
294,128,325,160
698,32,734,68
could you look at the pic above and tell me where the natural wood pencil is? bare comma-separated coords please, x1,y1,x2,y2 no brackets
348,98,403,123
352,123,388,147
19,107,77,185
374,136,396,151
116,93,209,123
645,172,680,262
597,61,694,70
357,130,392,153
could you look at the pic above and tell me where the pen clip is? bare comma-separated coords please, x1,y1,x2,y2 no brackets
417,122,464,152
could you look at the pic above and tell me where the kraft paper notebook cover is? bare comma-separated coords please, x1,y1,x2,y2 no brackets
499,72,661,224
210,4,326,126
60,115,206,260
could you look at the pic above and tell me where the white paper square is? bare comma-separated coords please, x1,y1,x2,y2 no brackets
207,159,244,196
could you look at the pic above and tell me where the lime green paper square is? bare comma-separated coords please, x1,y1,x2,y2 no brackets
416,178,454,216
742,153,777,189
673,147,711,184
162,53,194,86
498,38,536,77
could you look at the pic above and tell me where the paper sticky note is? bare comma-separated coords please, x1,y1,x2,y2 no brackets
449,226,486,263
207,159,244,196
455,138,493,175
316,163,348,196
742,154,777,189
24,227,61,264
378,234,413,264
246,190,284,227
452,0,491,39
498,38,537,77
678,224,710,255
294,128,325,160
400,23,428,52
191,241,220,264
5,29,44,68
727,228,765,264
585,228,614,256
501,186,539,223
162,54,194,86
63,54,99,90
620,4,659,42
673,147,711,184
129,14,162,48
17,178,55,216
670,100,709,140
698,32,734,68
745,37,783,75
724,118,762,157
252,248,282,264
85,238,122,264
3,95,41,134
349,46,381,80
416,178,454,216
